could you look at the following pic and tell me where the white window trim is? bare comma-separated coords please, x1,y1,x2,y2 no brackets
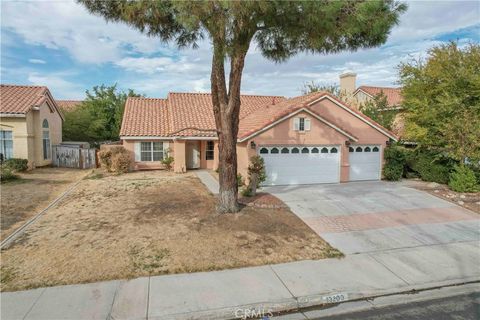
137,141,165,162
0,130,13,159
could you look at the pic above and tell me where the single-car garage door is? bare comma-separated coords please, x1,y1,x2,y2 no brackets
259,145,340,186
349,145,381,181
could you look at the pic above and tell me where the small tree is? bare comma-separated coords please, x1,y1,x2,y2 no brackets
246,155,266,197
360,91,397,130
80,0,406,213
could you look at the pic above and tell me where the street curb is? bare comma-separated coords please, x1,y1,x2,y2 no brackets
147,277,480,319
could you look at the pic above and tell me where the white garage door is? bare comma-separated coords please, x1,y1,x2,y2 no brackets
259,146,340,186
349,145,381,181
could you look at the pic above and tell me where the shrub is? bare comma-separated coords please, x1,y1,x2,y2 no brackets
0,165,18,183
406,150,452,184
448,165,479,192
4,158,28,172
247,155,266,196
237,173,245,187
99,146,131,173
111,152,131,173
241,186,253,197
161,156,174,170
383,145,406,181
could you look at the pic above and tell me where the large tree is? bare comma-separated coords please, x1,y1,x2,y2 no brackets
80,0,406,213
63,84,139,146
399,42,480,163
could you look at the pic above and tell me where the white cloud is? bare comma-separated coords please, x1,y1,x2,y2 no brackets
27,72,84,99
28,59,46,64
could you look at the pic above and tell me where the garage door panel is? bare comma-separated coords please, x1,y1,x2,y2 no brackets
349,145,381,181
260,146,340,186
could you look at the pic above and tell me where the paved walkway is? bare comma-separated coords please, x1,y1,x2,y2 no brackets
195,170,219,195
2,241,479,320
267,181,480,254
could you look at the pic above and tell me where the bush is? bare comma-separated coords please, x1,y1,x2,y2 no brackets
4,158,28,172
406,150,453,184
0,165,19,183
111,152,131,173
98,146,131,173
247,155,266,196
237,173,245,187
383,145,406,181
161,156,174,170
241,186,253,197
448,165,479,192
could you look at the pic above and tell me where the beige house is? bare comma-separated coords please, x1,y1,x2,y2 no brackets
120,91,397,186
0,84,64,168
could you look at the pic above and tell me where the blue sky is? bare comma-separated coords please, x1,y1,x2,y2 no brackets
1,0,479,100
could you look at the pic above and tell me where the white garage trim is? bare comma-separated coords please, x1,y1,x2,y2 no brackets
348,144,382,181
259,145,341,186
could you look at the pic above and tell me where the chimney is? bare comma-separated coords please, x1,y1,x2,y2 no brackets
339,72,357,97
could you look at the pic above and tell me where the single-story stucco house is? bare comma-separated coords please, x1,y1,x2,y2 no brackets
0,84,63,168
120,91,397,186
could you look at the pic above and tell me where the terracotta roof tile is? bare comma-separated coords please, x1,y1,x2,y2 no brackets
357,86,403,107
0,84,48,114
56,100,83,112
120,97,170,136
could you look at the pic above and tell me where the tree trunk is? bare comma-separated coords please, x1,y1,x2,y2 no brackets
210,39,248,213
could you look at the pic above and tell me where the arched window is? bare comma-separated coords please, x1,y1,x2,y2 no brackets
349,147,354,152
281,147,290,154
301,147,309,154
271,147,279,154
364,147,371,152
311,147,319,153
355,147,363,152
373,146,379,152
321,147,328,153
330,147,338,153
42,119,50,160
291,147,299,154
259,148,269,154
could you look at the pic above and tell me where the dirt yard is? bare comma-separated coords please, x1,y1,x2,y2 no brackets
1,170,341,292
404,179,480,213
1,167,88,241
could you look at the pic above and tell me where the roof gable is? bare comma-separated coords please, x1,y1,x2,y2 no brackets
0,84,64,120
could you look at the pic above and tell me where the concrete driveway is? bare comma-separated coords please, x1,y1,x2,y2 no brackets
266,181,480,254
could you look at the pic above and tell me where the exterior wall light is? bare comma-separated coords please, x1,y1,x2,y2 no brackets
250,141,256,149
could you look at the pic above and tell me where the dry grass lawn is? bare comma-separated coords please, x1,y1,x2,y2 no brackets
1,170,341,292
1,167,88,241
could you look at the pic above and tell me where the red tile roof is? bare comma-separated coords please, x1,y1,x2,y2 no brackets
0,84,49,114
120,97,170,136
56,100,83,112
356,86,403,107
121,93,285,137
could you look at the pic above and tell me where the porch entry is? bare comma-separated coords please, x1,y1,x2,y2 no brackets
186,141,200,169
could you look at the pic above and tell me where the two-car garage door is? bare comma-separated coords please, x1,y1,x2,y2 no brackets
259,146,340,186
259,144,381,185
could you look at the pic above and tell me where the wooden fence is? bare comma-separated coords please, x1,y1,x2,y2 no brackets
52,145,96,169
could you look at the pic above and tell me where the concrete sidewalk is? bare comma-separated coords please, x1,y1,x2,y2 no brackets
195,170,219,195
2,241,479,320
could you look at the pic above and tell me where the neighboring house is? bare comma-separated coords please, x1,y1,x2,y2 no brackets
0,84,64,168
339,72,405,136
120,91,397,186
56,100,83,113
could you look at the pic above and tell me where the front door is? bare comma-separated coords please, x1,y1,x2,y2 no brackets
186,141,200,169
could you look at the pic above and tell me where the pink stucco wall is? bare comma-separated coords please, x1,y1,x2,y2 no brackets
123,139,173,171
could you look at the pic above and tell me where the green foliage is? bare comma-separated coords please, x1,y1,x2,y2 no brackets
63,84,140,146
0,165,19,183
161,156,175,171
448,165,479,193
236,173,244,187
399,42,480,162
247,155,266,187
301,82,342,97
383,145,406,181
406,150,453,184
3,158,28,172
360,92,398,130
241,187,253,197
